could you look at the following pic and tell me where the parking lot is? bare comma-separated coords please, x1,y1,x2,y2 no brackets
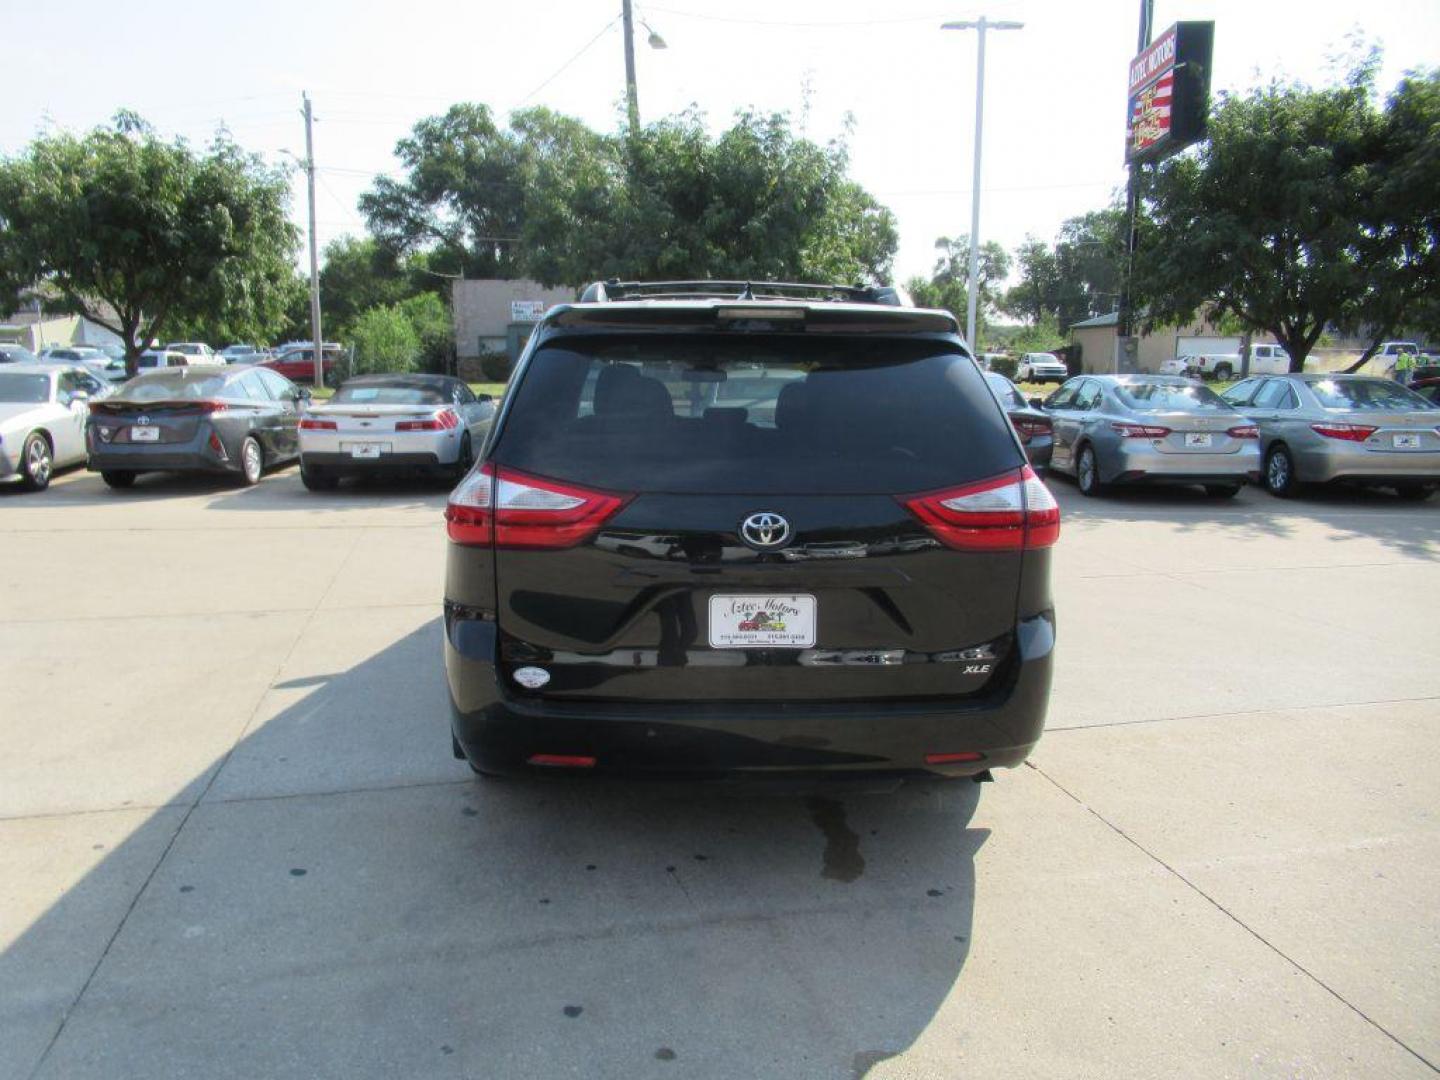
2,468,1437,1079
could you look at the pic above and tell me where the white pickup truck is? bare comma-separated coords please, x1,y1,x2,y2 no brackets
1175,344,1291,380
1375,341,1437,368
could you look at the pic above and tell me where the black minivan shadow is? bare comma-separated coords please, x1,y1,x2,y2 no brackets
5,620,983,1080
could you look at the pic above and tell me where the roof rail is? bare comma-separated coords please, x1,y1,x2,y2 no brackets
577,279,913,307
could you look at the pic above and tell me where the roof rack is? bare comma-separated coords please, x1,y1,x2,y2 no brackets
577,279,913,307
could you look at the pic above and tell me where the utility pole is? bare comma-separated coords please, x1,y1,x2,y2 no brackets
622,0,640,136
1115,0,1154,372
302,92,324,389
942,17,1023,353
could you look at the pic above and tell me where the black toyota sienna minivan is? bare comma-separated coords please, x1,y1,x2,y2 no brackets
444,281,1058,781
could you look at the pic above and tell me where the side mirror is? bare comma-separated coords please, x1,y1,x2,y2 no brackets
477,393,493,404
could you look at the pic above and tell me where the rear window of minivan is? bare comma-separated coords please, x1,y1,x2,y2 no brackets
492,335,1019,495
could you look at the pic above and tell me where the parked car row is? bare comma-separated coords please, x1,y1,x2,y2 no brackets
1030,373,1438,500
0,362,494,493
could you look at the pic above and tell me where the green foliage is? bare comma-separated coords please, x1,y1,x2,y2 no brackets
1007,314,1067,355
361,105,898,287
906,235,1010,342
1134,62,1440,372
986,355,1019,379
1002,209,1126,331
0,113,298,370
397,291,453,374
350,304,420,375
319,236,418,336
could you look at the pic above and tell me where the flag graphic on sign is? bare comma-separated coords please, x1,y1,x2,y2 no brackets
1129,69,1174,156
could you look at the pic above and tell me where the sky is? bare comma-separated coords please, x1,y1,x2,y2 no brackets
3,0,1437,286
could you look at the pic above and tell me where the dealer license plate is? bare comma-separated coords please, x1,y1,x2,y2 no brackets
1393,433,1421,449
709,594,816,648
130,426,159,442
349,443,383,459
1184,433,1213,449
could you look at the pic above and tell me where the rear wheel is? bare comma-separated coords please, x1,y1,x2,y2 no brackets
1264,444,1297,498
1076,444,1104,497
19,433,52,492
1213,362,1233,380
300,462,339,491
1394,484,1434,502
238,436,263,486
452,433,474,479
1205,484,1242,498
101,470,137,489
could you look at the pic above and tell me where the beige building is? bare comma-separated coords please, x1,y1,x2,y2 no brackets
1068,311,1277,374
451,279,574,377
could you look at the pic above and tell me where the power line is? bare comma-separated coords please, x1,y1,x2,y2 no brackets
642,4,957,28
517,16,622,106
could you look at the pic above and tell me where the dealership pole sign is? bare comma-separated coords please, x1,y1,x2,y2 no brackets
1125,21,1214,164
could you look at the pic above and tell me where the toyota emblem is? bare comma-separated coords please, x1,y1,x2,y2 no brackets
137,415,150,425
740,512,791,549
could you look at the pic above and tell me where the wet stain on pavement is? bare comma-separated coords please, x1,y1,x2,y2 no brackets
461,806,478,817
179,885,195,893
655,1047,677,1061
562,1005,583,1018
806,797,865,882
289,868,307,877
926,889,943,897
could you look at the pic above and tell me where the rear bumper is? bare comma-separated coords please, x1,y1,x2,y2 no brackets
1296,445,1440,485
445,609,1055,780
86,431,233,474
302,450,445,471
1107,441,1260,485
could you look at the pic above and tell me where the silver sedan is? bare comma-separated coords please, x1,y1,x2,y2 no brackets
298,373,495,490
0,364,115,491
1221,374,1440,500
1044,374,1261,497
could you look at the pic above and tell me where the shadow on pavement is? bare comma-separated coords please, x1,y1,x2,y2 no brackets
4,620,985,1080
1047,471,1439,559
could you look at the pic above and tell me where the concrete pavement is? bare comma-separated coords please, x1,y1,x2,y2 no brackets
1,467,1436,1078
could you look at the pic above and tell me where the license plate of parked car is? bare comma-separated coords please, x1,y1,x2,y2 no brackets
709,595,816,648
1393,434,1421,449
130,426,159,442
1184,433,1213,448
347,443,384,459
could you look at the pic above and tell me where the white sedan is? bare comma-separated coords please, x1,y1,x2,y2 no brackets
0,364,115,491
297,373,495,490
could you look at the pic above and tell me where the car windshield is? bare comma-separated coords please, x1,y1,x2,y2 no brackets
112,372,229,401
494,335,1019,495
1116,381,1230,412
1,346,40,363
1309,379,1435,411
984,373,1026,409
0,372,51,403
1030,354,1060,364
334,383,448,405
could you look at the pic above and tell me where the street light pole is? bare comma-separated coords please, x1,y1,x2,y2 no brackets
622,0,640,136
942,17,1023,352
302,92,324,389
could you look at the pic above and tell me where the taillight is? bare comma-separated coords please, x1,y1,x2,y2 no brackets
1013,417,1052,440
1111,422,1171,438
1226,424,1259,439
194,401,228,414
1310,422,1377,442
900,465,1059,551
445,463,631,549
299,417,337,430
396,409,460,431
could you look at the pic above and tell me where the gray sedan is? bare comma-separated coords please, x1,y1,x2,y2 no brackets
0,364,115,491
1044,374,1261,497
1221,374,1440,500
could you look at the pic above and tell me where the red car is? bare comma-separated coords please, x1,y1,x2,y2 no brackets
259,344,345,387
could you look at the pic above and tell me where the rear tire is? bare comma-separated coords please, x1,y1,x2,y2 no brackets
1394,484,1434,502
1076,444,1104,497
1264,444,1297,498
238,436,263,486
1213,362,1233,381
1205,484,1242,498
300,463,339,491
19,433,52,492
452,432,474,480
101,470,137,489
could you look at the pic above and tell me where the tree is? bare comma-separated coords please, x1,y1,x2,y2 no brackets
397,291,453,374
1002,209,1126,331
361,104,898,288
317,236,418,336
0,112,298,374
1132,63,1436,373
906,235,1009,343
349,304,420,375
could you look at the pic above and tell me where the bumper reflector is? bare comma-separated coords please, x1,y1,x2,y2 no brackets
925,752,985,765
527,754,597,769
